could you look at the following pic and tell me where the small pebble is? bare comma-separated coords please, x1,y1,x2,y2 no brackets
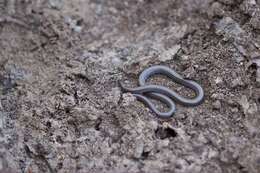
215,77,223,85
73,26,82,33
247,103,258,115
213,100,221,110
250,12,260,30
64,16,83,33
181,55,189,61
240,0,257,16
149,120,158,131
197,134,208,144
231,77,244,88
208,149,219,159
231,107,239,113
134,140,144,159
208,2,225,17
49,0,63,9
111,57,123,67
238,95,250,114
107,87,121,105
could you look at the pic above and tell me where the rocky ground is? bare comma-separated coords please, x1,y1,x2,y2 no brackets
0,0,260,173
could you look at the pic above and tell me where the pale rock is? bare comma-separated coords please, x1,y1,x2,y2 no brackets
247,102,258,115
231,107,239,113
240,0,257,16
238,95,250,115
133,140,144,159
215,77,223,84
159,45,181,62
213,100,221,110
111,57,123,67
49,0,63,9
231,77,244,88
149,120,158,131
208,2,225,17
168,24,188,39
208,149,219,159
107,87,121,105
215,17,244,39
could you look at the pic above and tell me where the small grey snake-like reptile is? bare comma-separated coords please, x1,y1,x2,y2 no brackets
119,65,204,118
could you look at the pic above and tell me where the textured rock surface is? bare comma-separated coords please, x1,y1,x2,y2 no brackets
0,0,260,173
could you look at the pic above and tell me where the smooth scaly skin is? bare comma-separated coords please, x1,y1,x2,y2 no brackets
120,65,204,118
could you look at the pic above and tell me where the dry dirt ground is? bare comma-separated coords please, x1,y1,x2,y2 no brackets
0,0,260,173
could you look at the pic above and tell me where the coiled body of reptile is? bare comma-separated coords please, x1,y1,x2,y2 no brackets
119,65,204,118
